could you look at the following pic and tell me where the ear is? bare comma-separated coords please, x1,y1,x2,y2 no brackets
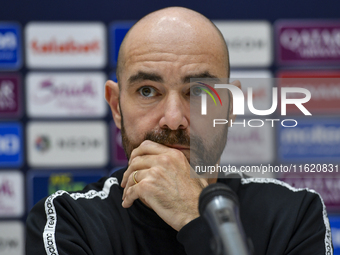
105,80,121,129
228,79,241,126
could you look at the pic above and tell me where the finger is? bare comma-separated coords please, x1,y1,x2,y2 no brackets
122,171,151,208
121,154,155,187
122,169,147,200
129,140,170,164
122,183,141,208
231,79,241,89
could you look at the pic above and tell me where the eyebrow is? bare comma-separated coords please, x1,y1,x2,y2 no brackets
182,71,219,84
128,72,164,84
127,70,219,86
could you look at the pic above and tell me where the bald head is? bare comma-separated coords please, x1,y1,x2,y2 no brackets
116,7,229,84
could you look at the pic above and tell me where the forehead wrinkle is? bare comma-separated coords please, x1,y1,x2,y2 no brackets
125,49,222,67
128,71,164,84
125,51,180,66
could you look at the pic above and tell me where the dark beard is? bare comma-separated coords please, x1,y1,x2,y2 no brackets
120,112,228,170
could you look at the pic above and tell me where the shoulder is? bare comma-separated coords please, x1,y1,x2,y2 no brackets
26,168,128,255
27,175,122,230
45,176,120,210
239,177,328,214
240,177,323,199
27,168,127,231
30,168,126,215
238,177,329,227
237,177,333,254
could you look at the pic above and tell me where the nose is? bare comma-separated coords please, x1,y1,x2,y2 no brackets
159,92,189,130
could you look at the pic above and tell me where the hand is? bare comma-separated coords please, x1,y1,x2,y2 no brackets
121,140,209,231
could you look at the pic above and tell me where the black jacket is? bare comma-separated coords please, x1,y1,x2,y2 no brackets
26,168,333,255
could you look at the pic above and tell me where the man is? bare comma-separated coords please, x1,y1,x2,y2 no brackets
26,7,332,255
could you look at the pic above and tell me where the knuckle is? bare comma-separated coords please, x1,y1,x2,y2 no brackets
123,170,129,179
130,147,139,159
172,148,181,155
141,140,151,146
138,180,151,194
131,156,140,164
128,174,134,184
150,166,167,180
125,187,132,197
169,148,183,159
150,166,161,176
159,154,171,164
138,180,146,189
174,149,184,158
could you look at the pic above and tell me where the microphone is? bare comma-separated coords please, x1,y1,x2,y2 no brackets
199,183,252,255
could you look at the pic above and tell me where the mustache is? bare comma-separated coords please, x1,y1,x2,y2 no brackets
144,128,190,146
144,128,205,156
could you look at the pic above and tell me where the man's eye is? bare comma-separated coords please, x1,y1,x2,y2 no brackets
190,86,203,96
139,86,157,97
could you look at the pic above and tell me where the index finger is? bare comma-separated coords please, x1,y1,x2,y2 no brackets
129,140,170,164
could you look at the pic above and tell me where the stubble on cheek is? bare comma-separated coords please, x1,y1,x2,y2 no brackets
119,103,228,168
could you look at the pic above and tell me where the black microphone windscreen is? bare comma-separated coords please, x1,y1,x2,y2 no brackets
199,183,239,216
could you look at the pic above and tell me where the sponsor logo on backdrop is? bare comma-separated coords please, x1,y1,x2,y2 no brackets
0,75,21,117
26,72,107,117
276,21,340,65
109,22,135,67
278,71,340,115
47,173,86,194
57,137,101,149
0,23,22,70
0,178,14,197
27,121,108,167
0,171,24,217
110,121,128,165
278,118,340,163
0,221,24,255
213,21,272,67
0,123,23,167
35,135,50,152
25,23,106,68
0,135,20,155
31,39,99,53
27,170,106,209
35,135,102,152
220,121,274,165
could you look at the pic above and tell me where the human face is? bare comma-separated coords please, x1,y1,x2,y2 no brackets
113,19,231,168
